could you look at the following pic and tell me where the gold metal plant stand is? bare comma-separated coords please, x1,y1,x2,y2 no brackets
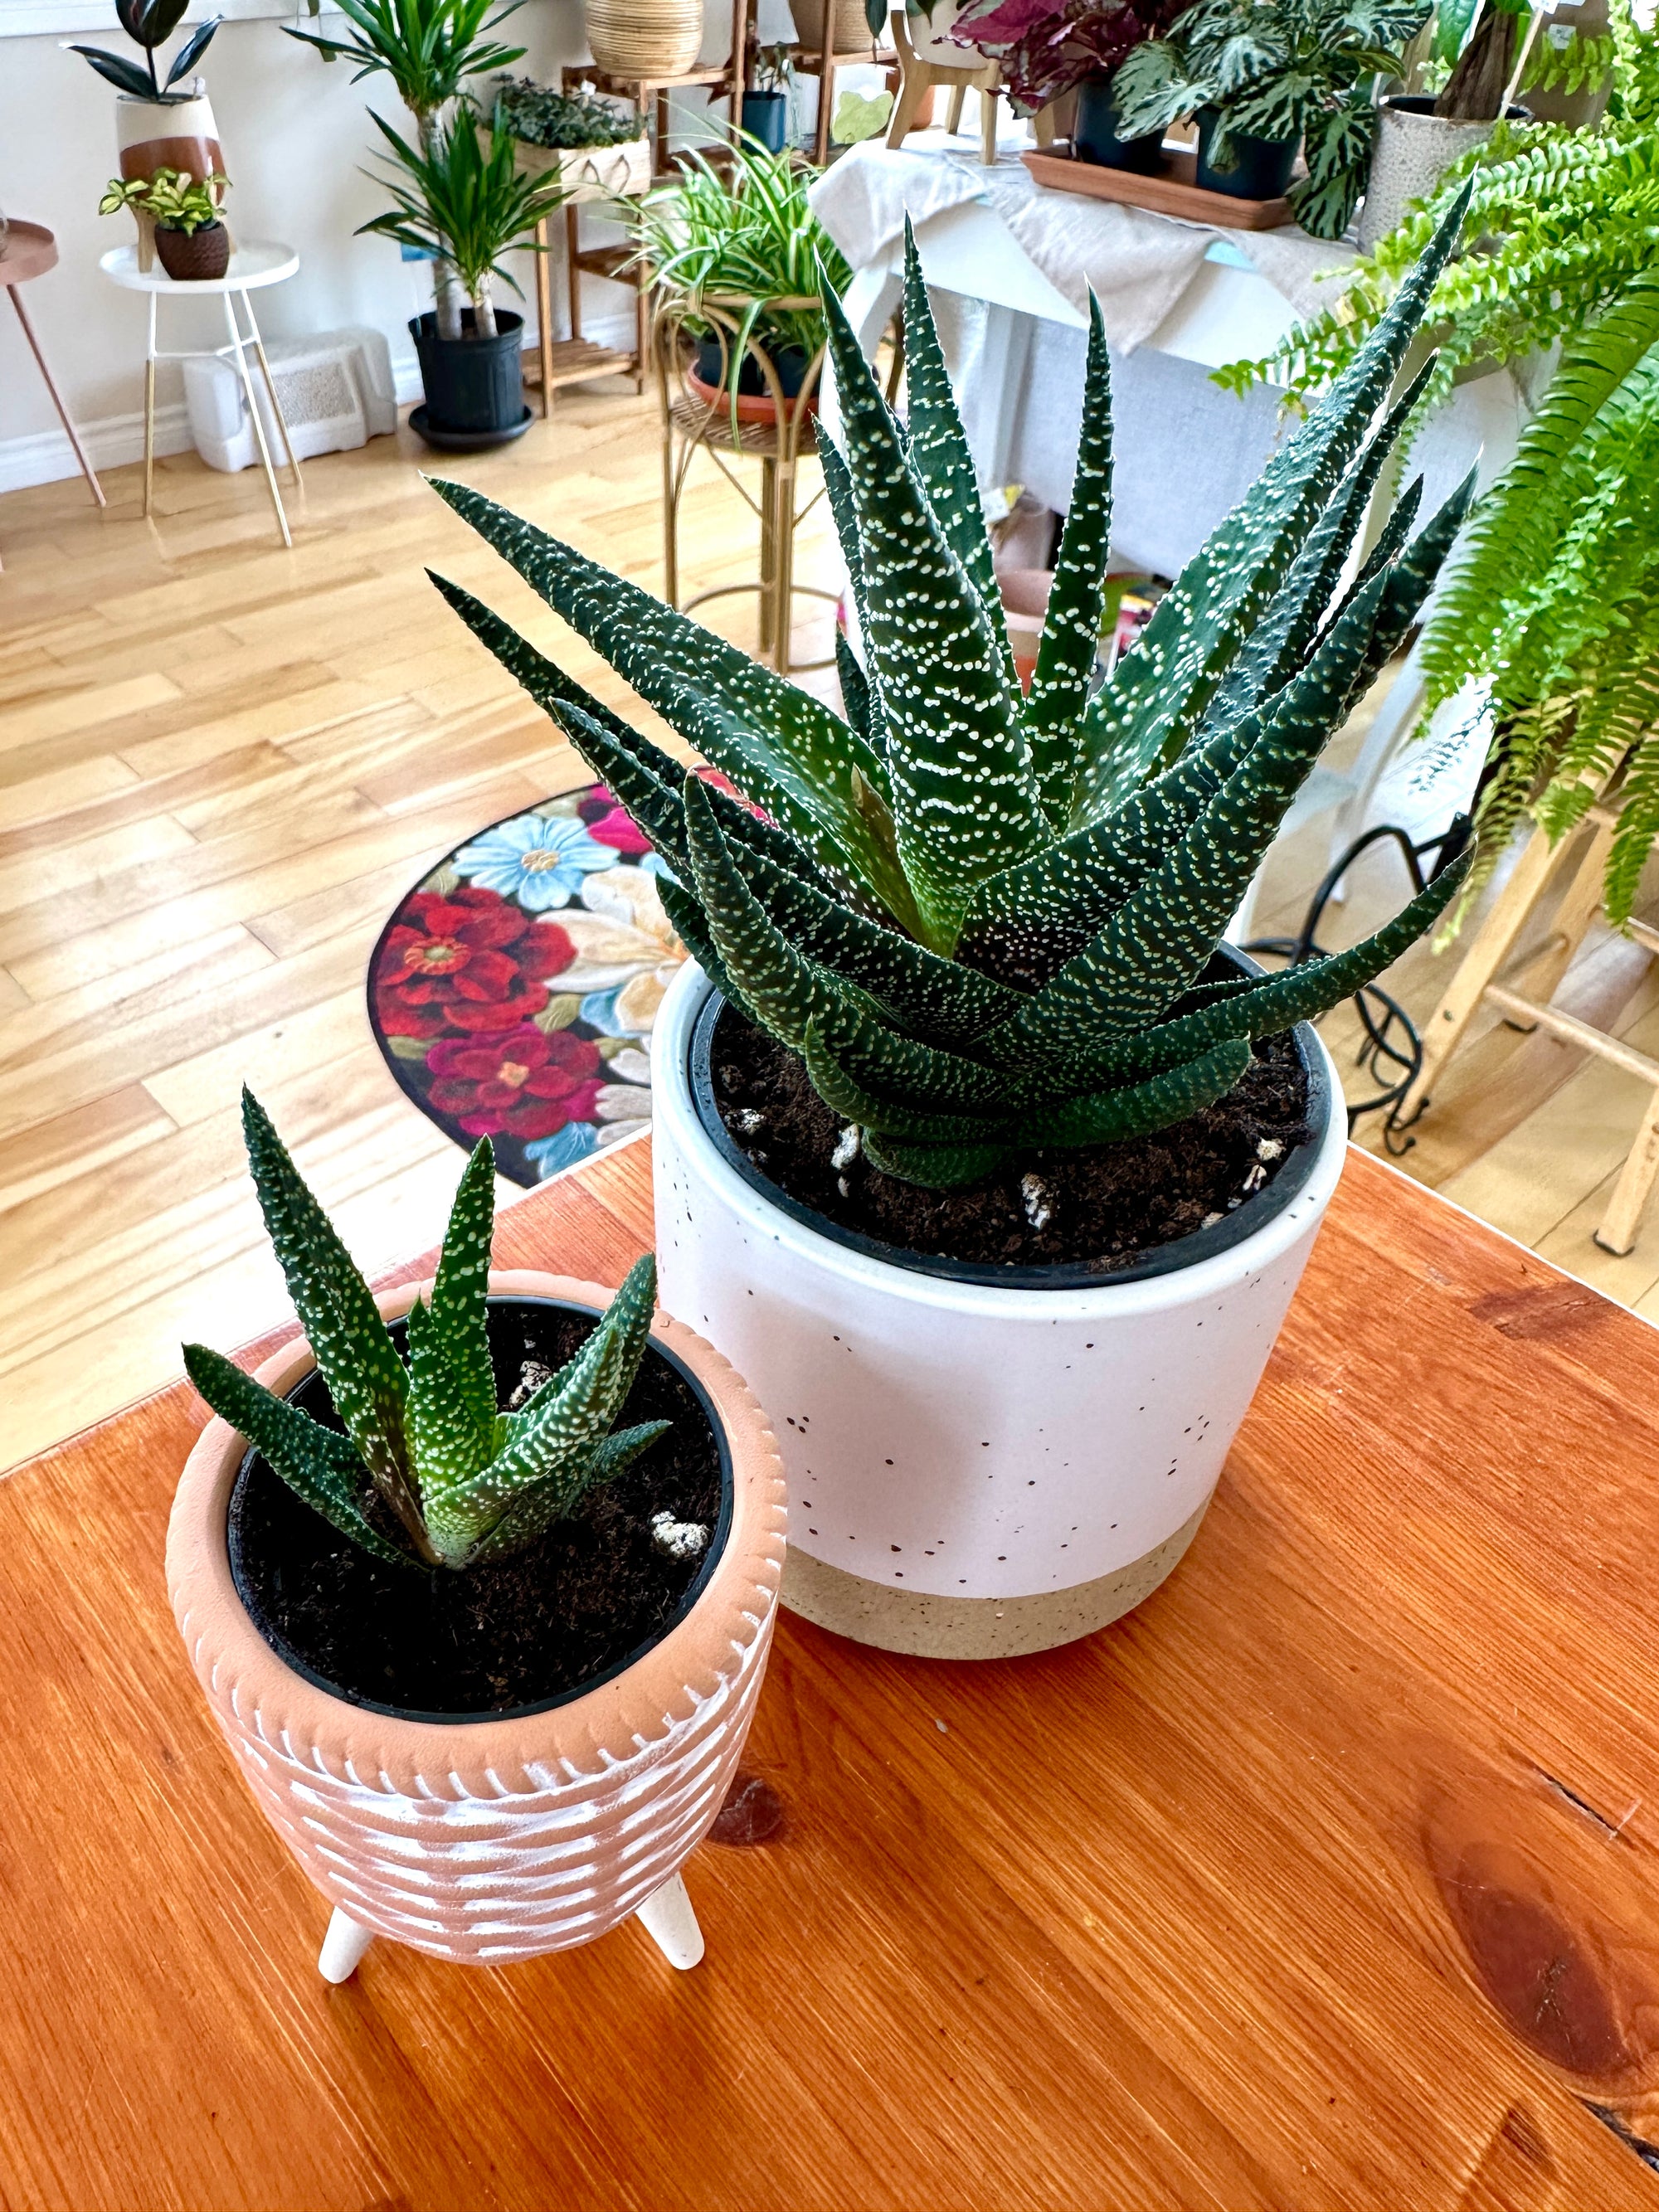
655,293,835,676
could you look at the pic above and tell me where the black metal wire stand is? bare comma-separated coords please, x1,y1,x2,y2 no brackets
1243,816,1470,1155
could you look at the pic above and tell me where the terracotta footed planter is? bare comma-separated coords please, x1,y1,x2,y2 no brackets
168,1269,786,1966
653,961,1346,1660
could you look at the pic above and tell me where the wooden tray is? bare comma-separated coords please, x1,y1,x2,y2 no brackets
1021,145,1292,231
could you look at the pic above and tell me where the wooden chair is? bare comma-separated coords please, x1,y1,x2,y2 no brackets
883,9,1058,160
1398,784,1659,1254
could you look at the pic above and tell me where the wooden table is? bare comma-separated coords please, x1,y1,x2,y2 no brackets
7,1139,1659,2210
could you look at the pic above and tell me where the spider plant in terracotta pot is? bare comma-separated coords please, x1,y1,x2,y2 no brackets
423,190,1475,1660
168,1093,785,1981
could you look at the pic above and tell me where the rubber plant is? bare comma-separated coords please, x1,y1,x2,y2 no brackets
71,0,220,101
184,1091,664,1570
424,195,1475,1192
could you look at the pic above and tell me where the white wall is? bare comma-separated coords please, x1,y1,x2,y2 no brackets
0,0,768,487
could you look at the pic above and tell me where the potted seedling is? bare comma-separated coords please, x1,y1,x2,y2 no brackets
100,165,231,280
358,106,571,446
168,1093,785,1977
1113,0,1431,234
73,0,226,222
490,75,652,197
742,44,796,152
425,189,1475,1659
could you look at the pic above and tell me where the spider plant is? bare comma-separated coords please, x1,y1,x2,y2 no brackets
358,106,569,337
630,138,851,371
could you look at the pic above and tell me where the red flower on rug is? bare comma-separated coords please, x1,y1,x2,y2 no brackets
426,1024,605,1139
577,788,654,857
376,887,576,1038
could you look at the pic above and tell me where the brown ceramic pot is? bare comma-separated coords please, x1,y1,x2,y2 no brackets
168,1269,786,1965
155,221,230,282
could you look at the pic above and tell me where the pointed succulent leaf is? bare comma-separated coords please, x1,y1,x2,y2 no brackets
182,1344,415,1568
1073,187,1472,817
1024,290,1112,828
1019,1038,1253,1149
860,1131,1012,1187
405,1296,494,1500
426,478,901,910
654,873,757,1023
899,223,1018,693
1343,469,1477,706
1204,365,1432,735
820,436,878,726
239,1089,415,1525
426,1256,659,1559
821,283,1046,948
1005,577,1391,1051
426,1139,497,1439
465,1420,672,1566
802,1021,1015,1142
532,692,693,878
835,628,873,751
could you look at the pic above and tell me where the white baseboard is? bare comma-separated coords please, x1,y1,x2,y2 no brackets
0,311,635,496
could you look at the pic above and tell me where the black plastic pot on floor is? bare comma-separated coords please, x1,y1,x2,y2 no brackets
409,309,530,450
1194,108,1299,200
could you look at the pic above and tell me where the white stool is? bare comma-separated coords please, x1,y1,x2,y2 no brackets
99,239,303,547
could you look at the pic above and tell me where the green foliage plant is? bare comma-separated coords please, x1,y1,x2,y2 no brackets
630,139,852,367
1215,6,1659,422
100,166,228,233
488,76,645,148
421,198,1477,1194
1415,270,1659,928
72,0,219,104
358,108,570,336
184,1093,665,1572
1111,0,1433,240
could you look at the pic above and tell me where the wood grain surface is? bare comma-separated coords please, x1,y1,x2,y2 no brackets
3,1137,1658,2210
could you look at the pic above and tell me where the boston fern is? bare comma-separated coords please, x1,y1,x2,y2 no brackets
423,200,1474,1192
185,1092,664,1570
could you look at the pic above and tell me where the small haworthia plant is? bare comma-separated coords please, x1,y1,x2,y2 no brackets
425,193,1478,1192
184,1091,665,1571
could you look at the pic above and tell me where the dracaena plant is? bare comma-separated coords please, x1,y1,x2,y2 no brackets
72,0,219,104
421,196,1476,1194
184,1092,664,1571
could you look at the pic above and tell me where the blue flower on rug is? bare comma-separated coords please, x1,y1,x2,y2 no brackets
452,813,613,911
523,1121,602,1179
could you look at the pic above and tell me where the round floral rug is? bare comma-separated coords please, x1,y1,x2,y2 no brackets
368,785,686,1189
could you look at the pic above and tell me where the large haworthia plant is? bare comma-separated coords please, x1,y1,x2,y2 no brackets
426,196,1477,1191
184,1092,665,1570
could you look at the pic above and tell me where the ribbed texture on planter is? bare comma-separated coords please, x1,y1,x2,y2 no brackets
789,0,878,52
168,1269,787,1964
585,0,703,77
1356,98,1509,252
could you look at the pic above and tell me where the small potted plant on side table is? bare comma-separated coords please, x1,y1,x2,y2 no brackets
168,1093,786,1978
73,0,226,236
490,75,652,197
359,105,572,447
426,192,1475,1660
948,0,1184,170
1112,0,1431,234
100,164,231,279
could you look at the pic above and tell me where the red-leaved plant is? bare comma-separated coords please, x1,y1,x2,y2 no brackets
948,0,1184,114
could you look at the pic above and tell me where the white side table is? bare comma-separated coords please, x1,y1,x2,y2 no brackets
99,240,303,547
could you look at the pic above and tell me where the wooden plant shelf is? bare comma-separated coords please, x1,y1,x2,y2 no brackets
1021,143,1293,231
522,336,638,394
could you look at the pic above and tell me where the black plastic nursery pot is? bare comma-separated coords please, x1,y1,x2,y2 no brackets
410,309,530,446
156,221,229,282
1073,75,1166,173
1194,107,1299,200
226,1294,734,1723
684,948,1334,1291
693,331,811,397
742,89,789,151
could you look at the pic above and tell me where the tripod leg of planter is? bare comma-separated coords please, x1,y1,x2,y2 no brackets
635,1872,704,1970
318,1908,374,1984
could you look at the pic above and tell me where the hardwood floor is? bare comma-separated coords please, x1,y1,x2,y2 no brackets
2,391,1656,1467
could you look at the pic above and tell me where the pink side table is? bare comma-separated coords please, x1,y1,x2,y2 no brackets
1,222,106,551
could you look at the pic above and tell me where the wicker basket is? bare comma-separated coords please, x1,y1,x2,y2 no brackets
788,0,879,54
585,0,703,76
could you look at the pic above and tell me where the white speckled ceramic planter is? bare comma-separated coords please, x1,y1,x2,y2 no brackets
652,962,1347,1660
168,1271,786,1972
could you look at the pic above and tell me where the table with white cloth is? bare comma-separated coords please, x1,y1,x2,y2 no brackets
809,138,1525,582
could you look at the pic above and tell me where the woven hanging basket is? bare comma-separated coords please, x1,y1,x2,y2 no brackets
788,0,878,51
585,0,703,77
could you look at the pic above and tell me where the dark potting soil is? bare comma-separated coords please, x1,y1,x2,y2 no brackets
709,1002,1312,1272
229,1305,724,1717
